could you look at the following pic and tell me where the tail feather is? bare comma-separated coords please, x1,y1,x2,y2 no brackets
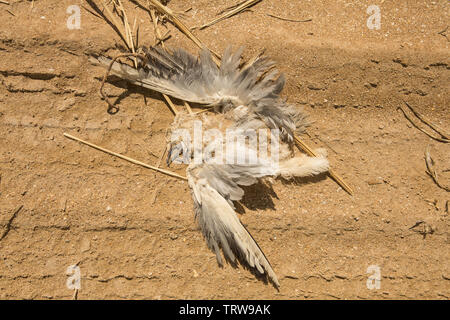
277,156,329,179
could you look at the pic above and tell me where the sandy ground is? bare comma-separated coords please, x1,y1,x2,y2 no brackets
0,0,449,299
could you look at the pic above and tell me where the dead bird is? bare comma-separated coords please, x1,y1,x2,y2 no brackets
90,46,329,287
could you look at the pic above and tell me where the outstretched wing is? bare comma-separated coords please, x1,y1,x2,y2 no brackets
91,46,280,104
187,163,280,287
186,153,329,288
91,46,310,140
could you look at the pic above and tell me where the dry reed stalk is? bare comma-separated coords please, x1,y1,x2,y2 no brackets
64,133,187,180
198,0,262,30
425,146,450,192
266,13,312,23
404,101,449,141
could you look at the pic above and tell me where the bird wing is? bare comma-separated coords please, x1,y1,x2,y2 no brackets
90,46,280,105
91,46,309,140
187,163,280,287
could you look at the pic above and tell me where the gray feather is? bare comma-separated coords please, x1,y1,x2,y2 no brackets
91,46,308,139
188,164,280,287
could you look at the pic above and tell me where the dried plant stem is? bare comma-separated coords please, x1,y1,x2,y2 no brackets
198,0,262,30
146,0,203,49
184,101,193,114
101,0,128,46
398,105,449,143
162,93,178,115
149,7,164,46
266,13,312,23
150,145,168,203
139,0,220,63
115,0,138,66
64,133,187,181
438,26,449,42
147,7,178,115
241,49,266,72
425,146,450,192
194,107,214,115
0,205,23,241
404,101,450,140
149,6,193,115
99,53,148,113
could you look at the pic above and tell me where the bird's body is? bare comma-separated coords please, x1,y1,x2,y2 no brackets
91,46,330,287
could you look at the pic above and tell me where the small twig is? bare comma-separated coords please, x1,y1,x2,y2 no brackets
425,146,450,192
64,133,187,181
0,1,10,5
155,30,171,46
306,132,339,155
160,94,178,115
101,0,129,47
150,145,167,204
156,145,167,169
398,105,449,143
194,106,214,115
266,13,312,23
409,221,424,230
184,101,193,114
149,6,186,116
116,0,138,67
424,198,439,211
409,220,434,239
81,5,104,19
198,0,262,30
404,101,450,140
149,7,164,46
241,49,266,71
132,0,219,61
217,0,247,15
151,181,165,204
437,26,449,42
5,9,15,16
99,52,148,113
0,205,23,241
85,0,129,49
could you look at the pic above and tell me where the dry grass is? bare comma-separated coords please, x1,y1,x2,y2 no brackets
197,0,262,30
64,133,187,180
425,146,450,192
266,13,312,23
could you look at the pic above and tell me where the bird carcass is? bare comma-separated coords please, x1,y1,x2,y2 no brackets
91,46,329,287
